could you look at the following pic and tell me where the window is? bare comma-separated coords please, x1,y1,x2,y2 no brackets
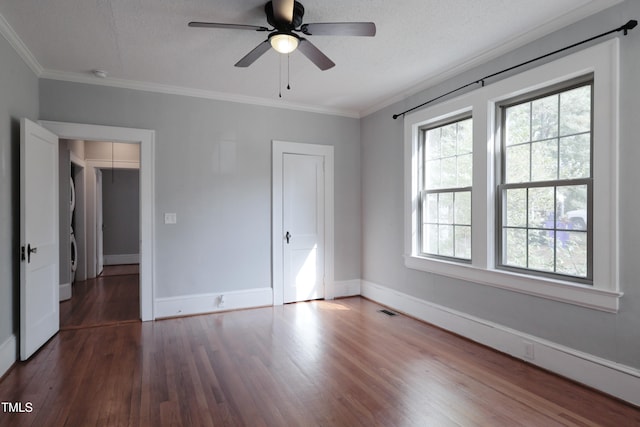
497,79,592,283
404,39,620,312
419,116,472,260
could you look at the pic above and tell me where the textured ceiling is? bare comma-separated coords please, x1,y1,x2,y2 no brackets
0,0,623,117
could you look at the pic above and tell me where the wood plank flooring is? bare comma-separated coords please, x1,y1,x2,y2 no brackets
2,297,639,426
59,265,140,329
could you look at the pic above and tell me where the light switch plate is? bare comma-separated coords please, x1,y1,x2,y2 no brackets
164,213,177,224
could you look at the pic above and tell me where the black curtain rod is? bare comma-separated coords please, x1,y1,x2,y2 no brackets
392,19,637,120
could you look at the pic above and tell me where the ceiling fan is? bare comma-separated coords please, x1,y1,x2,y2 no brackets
189,0,376,71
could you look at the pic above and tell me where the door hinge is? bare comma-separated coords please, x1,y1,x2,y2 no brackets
20,245,26,262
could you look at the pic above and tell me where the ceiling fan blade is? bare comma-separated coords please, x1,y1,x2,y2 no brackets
272,0,294,24
301,22,376,37
297,39,335,71
234,40,272,67
189,22,269,32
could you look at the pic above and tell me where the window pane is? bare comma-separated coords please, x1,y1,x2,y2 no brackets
559,134,590,179
425,193,438,223
426,159,441,189
528,187,554,229
457,153,472,187
454,226,471,259
560,85,591,136
438,193,453,223
528,229,555,272
532,94,559,141
505,103,530,146
441,156,457,188
505,228,527,268
440,124,457,157
505,188,526,227
457,119,473,154
531,139,558,182
505,144,530,183
454,191,471,225
558,185,587,230
556,231,588,277
438,225,454,257
425,129,441,160
424,224,439,254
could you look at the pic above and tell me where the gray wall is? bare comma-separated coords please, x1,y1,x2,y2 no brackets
39,81,362,298
102,169,140,257
0,34,39,346
361,1,640,369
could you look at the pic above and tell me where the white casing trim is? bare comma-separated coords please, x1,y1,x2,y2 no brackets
361,280,640,407
103,254,139,265
155,287,273,319
0,334,17,379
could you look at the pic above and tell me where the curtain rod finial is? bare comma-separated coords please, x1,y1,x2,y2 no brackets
622,19,637,35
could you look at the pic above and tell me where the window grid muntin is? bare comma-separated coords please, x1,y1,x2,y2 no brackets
419,115,472,261
497,79,593,283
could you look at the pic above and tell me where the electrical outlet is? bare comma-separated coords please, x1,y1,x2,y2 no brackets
164,213,177,224
523,341,535,360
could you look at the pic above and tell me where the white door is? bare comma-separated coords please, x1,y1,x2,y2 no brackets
95,169,104,275
20,118,59,360
283,154,325,303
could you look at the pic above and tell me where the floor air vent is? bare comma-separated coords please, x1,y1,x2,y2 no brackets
378,309,397,317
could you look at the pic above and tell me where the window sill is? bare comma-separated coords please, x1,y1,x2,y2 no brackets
404,255,622,313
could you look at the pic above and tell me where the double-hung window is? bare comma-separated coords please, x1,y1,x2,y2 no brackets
419,116,472,260
497,78,593,283
404,39,620,312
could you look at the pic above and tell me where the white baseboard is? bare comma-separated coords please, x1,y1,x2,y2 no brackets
103,254,139,265
326,279,361,299
361,280,640,407
59,282,71,301
155,287,273,319
0,334,17,379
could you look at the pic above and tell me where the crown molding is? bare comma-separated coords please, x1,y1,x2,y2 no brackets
38,69,361,119
361,0,624,117
0,11,43,76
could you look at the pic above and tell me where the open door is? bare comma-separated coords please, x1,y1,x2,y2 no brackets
20,118,60,360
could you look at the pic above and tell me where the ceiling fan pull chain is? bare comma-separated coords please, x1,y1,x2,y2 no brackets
278,54,283,98
287,53,291,90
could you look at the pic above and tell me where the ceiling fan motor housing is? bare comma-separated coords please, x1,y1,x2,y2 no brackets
265,1,305,30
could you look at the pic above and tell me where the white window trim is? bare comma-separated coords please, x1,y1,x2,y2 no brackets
404,39,622,312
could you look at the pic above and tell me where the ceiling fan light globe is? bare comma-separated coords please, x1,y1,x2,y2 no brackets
270,33,299,54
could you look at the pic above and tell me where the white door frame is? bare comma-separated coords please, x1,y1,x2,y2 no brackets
272,140,334,305
40,121,155,321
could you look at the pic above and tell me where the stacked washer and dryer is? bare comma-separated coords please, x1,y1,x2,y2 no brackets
70,176,78,283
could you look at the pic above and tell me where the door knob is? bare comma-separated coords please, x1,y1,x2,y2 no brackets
285,231,291,244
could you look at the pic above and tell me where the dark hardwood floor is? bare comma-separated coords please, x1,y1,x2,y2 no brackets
59,265,140,329
2,295,639,426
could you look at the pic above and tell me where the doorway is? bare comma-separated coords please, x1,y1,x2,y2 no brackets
41,121,155,321
60,142,142,328
272,140,334,305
